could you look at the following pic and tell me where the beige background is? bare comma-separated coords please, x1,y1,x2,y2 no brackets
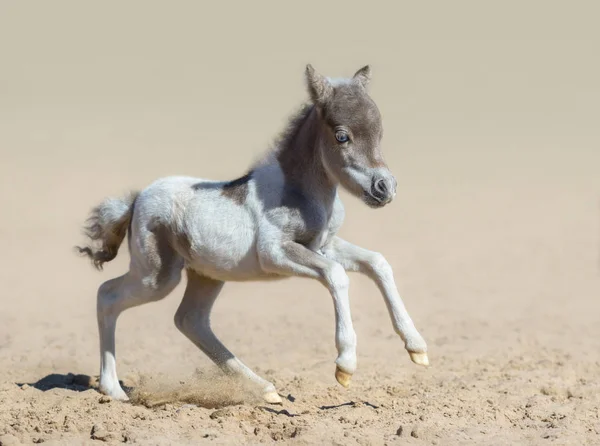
1,1,599,444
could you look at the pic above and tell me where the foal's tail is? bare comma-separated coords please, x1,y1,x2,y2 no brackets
75,191,139,270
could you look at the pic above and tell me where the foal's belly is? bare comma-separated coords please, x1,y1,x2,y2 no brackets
187,243,282,283
183,202,281,282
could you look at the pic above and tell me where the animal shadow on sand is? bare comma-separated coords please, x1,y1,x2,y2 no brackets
17,373,381,414
17,373,131,395
18,370,265,410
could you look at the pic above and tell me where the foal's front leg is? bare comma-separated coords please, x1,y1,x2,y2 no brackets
259,241,357,388
322,236,429,367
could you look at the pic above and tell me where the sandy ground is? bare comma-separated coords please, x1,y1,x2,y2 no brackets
1,2,600,445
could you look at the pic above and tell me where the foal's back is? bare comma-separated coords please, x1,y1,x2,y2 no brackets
130,162,289,282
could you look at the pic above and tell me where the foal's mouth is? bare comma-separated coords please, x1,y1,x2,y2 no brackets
362,192,391,209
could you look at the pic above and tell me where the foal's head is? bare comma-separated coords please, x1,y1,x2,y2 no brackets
306,64,396,208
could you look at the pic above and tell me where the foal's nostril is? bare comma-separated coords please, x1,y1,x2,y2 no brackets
371,178,389,201
375,179,387,195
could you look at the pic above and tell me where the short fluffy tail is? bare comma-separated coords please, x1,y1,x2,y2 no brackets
76,191,139,270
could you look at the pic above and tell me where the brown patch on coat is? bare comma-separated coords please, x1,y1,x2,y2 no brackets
192,173,252,205
220,173,252,205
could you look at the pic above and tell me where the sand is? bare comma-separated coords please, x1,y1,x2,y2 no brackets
1,2,599,445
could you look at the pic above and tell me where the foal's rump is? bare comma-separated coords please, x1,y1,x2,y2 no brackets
78,175,266,281
76,175,197,271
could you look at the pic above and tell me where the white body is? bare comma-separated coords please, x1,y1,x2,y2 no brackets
78,65,429,404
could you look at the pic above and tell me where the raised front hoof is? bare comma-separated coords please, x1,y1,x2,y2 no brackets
335,366,352,388
408,351,430,367
263,391,283,405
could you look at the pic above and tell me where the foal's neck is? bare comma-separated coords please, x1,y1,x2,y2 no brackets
276,105,337,204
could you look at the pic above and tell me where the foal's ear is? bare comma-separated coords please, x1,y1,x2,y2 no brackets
353,65,371,89
305,64,333,105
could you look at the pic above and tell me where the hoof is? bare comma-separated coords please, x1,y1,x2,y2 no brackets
263,391,283,404
100,391,129,402
335,366,352,388
409,351,430,367
99,384,130,402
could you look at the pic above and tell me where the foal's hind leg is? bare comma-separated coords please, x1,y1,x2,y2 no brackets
174,269,282,404
97,271,181,400
97,227,183,400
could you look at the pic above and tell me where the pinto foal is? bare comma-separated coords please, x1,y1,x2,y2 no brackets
77,65,429,404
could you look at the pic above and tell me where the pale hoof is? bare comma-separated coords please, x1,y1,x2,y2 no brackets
99,384,129,402
263,391,283,404
101,391,129,402
335,366,352,388
409,351,430,367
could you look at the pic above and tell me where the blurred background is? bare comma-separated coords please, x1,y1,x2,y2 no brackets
0,1,598,443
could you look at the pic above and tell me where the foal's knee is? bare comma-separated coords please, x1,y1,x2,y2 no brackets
366,252,393,279
323,263,350,292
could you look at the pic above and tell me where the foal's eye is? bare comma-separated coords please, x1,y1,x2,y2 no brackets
335,131,349,143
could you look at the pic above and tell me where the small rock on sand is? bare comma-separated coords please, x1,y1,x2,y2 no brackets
411,426,420,438
90,424,111,442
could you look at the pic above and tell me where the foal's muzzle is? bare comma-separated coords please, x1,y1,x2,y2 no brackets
367,175,397,207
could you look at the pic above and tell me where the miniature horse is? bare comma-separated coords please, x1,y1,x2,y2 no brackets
77,64,429,404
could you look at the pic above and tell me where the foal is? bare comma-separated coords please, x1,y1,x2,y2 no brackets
77,65,429,404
